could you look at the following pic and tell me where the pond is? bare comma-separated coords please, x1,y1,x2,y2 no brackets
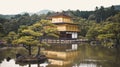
0,44,120,67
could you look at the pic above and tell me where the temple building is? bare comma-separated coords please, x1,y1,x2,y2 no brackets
50,13,79,39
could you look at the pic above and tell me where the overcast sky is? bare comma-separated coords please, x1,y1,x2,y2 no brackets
0,0,120,15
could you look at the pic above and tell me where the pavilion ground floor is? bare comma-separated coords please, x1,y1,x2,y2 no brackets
59,31,78,39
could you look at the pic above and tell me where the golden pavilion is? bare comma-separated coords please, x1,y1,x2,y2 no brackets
50,13,79,39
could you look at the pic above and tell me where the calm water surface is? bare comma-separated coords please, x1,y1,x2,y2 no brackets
0,44,120,67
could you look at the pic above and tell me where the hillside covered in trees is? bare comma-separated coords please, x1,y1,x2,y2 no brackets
0,5,120,47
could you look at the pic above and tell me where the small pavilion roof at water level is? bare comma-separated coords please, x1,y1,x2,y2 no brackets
50,13,79,39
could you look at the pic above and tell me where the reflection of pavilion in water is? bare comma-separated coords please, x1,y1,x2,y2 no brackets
42,44,78,67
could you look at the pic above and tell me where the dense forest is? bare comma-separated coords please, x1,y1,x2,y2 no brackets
0,5,120,48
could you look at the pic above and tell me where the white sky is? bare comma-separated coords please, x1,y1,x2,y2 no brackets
0,0,120,15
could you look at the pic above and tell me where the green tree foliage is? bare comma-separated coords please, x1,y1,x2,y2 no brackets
12,20,58,55
0,23,5,39
0,17,8,39
94,6,118,23
3,19,19,33
86,23,100,40
73,11,119,48
86,12,120,47
3,32,17,46
88,14,96,20
75,18,96,37
3,13,41,34
107,12,120,22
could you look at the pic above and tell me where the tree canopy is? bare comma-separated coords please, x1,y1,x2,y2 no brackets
12,20,58,55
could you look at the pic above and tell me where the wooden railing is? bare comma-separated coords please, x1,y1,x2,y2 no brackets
42,39,89,44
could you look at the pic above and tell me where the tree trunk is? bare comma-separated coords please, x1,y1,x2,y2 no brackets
37,36,42,55
115,45,120,66
37,46,40,55
115,32,120,48
116,38,120,46
37,63,40,67
28,63,31,67
28,45,31,55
